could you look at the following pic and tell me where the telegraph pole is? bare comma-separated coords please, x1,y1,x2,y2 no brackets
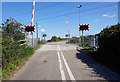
36,22,38,39
66,16,70,42
36,22,39,44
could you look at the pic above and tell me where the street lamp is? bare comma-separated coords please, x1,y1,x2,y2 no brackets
77,5,82,24
77,5,82,8
77,5,82,44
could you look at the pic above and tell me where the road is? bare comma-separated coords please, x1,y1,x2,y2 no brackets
9,41,120,80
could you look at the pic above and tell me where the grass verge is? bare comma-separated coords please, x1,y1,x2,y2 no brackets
2,44,40,80
82,46,93,53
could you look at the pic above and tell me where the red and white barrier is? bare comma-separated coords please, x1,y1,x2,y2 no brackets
31,0,35,26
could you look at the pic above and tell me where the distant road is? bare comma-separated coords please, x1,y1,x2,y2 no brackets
9,41,120,80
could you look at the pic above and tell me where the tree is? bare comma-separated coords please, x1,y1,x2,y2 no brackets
2,17,25,41
51,36,58,42
48,36,66,42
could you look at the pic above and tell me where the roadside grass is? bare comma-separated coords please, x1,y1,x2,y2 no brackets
82,46,91,50
33,44,40,50
2,44,41,80
82,46,93,52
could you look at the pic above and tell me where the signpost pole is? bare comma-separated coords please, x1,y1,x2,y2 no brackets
80,24,89,47
32,33,33,47
44,35,45,43
82,30,84,46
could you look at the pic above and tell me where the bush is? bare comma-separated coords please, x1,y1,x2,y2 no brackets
2,43,34,79
91,24,120,74
47,36,66,42
1,18,38,80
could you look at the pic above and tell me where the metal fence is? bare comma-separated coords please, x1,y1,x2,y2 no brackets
26,38,40,47
68,34,99,48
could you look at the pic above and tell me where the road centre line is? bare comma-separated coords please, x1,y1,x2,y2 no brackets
57,50,66,80
57,45,76,81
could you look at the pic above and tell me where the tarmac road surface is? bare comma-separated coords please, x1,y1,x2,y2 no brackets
9,41,120,81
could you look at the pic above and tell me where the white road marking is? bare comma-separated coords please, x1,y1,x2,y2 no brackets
58,45,76,81
57,50,66,80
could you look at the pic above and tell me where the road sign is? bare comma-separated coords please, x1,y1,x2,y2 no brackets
79,24,89,31
43,34,47,37
65,34,70,37
24,25,35,35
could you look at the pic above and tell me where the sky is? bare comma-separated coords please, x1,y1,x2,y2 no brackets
1,0,120,2
1,1,119,40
